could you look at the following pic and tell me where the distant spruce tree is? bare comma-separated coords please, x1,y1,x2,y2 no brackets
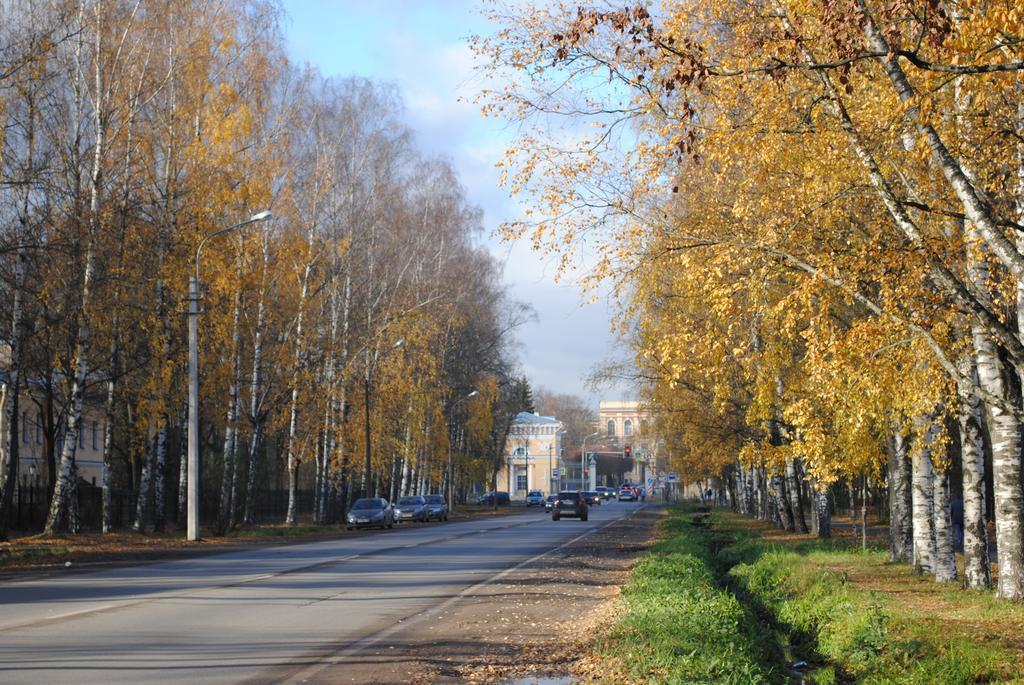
510,376,535,414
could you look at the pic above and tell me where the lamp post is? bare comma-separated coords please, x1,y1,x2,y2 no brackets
187,210,272,542
581,431,599,491
447,389,478,508
362,338,404,499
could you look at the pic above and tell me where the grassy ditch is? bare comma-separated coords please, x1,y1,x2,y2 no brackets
597,506,1024,684
595,508,785,683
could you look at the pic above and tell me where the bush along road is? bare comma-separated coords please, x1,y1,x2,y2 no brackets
593,504,1024,684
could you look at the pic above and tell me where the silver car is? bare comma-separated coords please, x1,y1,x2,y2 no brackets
346,498,394,529
394,496,429,523
423,494,449,521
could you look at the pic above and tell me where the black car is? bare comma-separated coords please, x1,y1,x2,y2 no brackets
423,494,449,521
595,486,615,501
543,494,558,512
394,496,428,523
581,491,602,506
346,498,394,529
476,491,510,505
552,491,588,521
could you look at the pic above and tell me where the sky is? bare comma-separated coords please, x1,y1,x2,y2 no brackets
280,0,628,404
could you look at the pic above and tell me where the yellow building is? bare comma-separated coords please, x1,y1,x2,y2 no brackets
497,412,564,499
597,400,662,489
16,400,107,487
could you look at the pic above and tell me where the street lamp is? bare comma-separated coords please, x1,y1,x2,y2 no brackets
188,210,272,542
362,338,404,499
581,431,599,491
447,389,478,508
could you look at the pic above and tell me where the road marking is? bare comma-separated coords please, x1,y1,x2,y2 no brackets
0,514,552,634
274,505,648,685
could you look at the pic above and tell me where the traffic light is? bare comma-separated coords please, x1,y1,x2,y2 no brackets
584,468,589,476
624,446,632,458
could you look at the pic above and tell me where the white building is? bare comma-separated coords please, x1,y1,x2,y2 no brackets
496,412,564,499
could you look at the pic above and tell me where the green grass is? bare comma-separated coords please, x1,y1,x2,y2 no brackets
596,506,1024,684
596,509,784,683
727,539,1012,683
0,545,72,564
224,523,343,538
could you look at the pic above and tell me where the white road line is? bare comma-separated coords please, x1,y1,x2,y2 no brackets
276,505,647,685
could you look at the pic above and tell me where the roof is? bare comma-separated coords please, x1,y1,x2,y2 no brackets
511,411,560,426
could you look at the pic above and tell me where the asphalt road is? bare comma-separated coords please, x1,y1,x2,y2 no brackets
0,500,647,684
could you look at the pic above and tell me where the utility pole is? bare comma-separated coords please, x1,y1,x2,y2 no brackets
188,210,271,542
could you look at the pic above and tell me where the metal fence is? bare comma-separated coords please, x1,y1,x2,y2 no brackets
9,480,321,533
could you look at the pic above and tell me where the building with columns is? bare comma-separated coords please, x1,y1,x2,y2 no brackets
593,400,663,489
496,412,564,499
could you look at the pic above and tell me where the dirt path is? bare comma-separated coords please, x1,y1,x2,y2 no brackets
301,505,665,684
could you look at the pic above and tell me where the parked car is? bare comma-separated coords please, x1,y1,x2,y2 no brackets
394,496,429,523
346,498,394,529
595,486,615,501
618,487,636,502
476,491,511,506
526,490,546,507
552,491,588,521
544,494,558,512
581,491,602,506
423,494,449,521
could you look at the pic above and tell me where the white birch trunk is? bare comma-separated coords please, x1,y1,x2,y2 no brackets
217,262,243,534
772,473,794,532
45,3,101,534
242,238,269,526
888,432,914,563
177,407,187,528
284,263,311,525
959,359,992,588
785,459,808,533
132,435,153,532
911,433,936,576
932,468,958,583
813,486,831,539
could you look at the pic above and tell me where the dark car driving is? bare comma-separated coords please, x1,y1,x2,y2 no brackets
552,491,588,521
394,496,428,523
581,491,602,506
423,494,449,521
544,494,558,512
346,498,394,529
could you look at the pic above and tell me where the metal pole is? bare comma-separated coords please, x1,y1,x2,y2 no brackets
187,275,200,541
186,211,271,542
581,436,588,491
548,443,552,495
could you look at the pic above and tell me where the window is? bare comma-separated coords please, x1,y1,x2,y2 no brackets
21,412,28,444
606,420,615,437
624,420,633,437
513,446,526,457
35,412,42,444
91,421,98,450
516,474,528,491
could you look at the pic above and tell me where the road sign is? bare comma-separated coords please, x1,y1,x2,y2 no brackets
666,473,678,482
647,477,654,485
551,468,559,478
